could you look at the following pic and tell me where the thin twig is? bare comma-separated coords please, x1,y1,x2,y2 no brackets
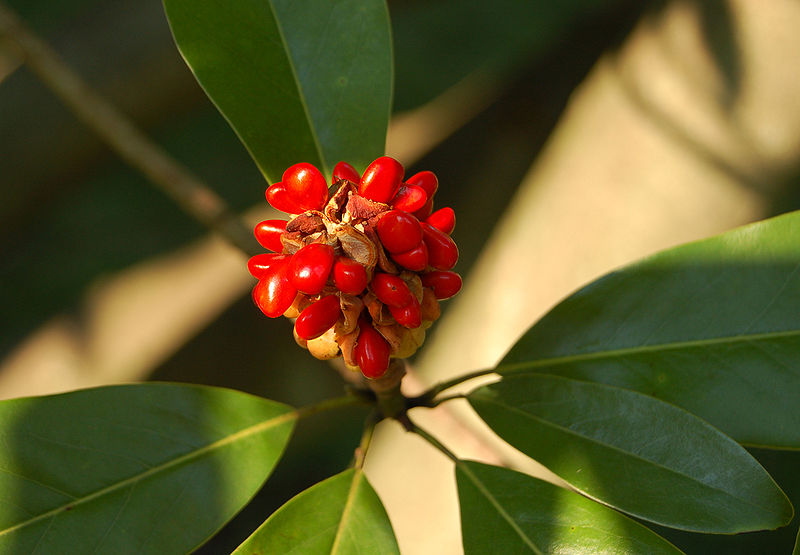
408,368,497,407
407,418,459,463
0,2,260,256
352,412,377,470
294,393,369,420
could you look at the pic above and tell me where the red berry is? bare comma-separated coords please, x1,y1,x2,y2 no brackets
331,256,368,295
247,253,291,279
391,184,427,213
359,156,404,203
252,263,297,317
283,163,329,211
406,170,438,198
266,183,306,214
376,210,423,254
425,207,455,235
390,241,428,272
371,273,414,308
333,161,360,184
422,222,458,270
389,296,421,329
354,319,391,378
413,197,434,220
289,243,335,295
421,271,462,299
295,295,341,340
254,219,288,252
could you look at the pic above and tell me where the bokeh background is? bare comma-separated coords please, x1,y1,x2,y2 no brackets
2,0,800,553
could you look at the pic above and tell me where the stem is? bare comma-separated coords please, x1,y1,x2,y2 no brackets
352,412,377,470
294,393,368,420
408,368,497,408
0,3,260,256
407,418,459,463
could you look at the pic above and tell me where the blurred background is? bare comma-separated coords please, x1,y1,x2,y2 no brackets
1,0,799,553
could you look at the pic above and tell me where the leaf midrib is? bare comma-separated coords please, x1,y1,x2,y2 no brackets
266,1,326,176
498,328,800,373
458,462,544,555
472,394,778,519
0,410,297,538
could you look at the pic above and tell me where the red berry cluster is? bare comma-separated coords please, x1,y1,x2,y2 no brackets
247,156,462,379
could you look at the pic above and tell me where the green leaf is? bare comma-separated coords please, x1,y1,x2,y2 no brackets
498,210,800,449
469,373,793,533
163,0,392,181
233,468,399,554
456,460,682,555
794,526,800,555
0,383,295,554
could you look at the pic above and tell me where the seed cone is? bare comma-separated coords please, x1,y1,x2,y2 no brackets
249,156,462,379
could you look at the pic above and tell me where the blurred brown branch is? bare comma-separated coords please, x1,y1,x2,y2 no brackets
0,2,259,256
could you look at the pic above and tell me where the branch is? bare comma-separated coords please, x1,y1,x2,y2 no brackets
0,2,260,256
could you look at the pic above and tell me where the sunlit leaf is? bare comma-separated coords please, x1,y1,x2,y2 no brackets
457,461,682,554
498,210,800,449
469,373,793,533
163,0,392,180
233,468,399,554
0,383,295,553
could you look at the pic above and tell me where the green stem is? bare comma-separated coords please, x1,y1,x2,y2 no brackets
408,418,459,463
352,412,377,470
294,394,368,420
408,368,497,408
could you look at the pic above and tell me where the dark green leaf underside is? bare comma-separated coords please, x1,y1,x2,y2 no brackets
457,461,682,555
499,210,800,449
163,0,392,181
233,468,399,554
469,373,793,533
0,383,295,554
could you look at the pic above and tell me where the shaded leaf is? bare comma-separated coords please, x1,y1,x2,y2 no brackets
0,383,295,553
233,468,399,554
456,460,682,555
469,373,793,533
498,210,800,449
163,0,392,180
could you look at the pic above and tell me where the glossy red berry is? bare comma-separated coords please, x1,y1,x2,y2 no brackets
425,207,455,235
413,197,434,220
371,273,414,308
331,256,368,295
247,253,291,279
254,219,288,252
283,162,329,211
252,263,297,318
406,170,438,198
376,210,423,254
289,243,335,295
421,270,462,299
333,161,360,184
391,184,427,213
359,156,404,203
266,183,306,214
354,319,391,378
421,222,459,270
389,296,422,329
390,241,428,272
295,294,341,340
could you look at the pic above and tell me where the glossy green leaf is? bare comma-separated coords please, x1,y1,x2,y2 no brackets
233,468,399,554
456,460,682,555
498,210,800,449
794,526,800,555
0,383,295,554
469,373,793,533
163,0,392,181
